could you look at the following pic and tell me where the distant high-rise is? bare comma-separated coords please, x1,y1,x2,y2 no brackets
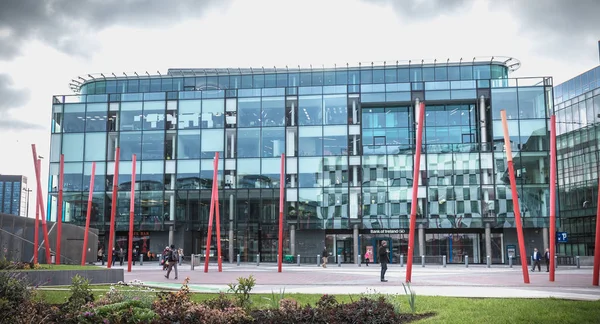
0,175,28,217
553,61,600,257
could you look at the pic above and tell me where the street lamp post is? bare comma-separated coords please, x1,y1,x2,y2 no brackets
23,188,32,218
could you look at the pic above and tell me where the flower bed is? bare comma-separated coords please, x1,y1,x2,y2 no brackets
2,273,435,323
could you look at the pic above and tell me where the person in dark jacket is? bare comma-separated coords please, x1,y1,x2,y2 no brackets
379,241,390,282
544,248,550,272
531,248,541,272
321,247,328,268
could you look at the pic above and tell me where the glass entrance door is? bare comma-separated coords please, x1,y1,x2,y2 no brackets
371,237,392,263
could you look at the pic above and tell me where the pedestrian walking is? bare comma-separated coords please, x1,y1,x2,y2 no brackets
531,248,541,272
379,241,390,282
165,244,179,280
119,248,124,266
97,248,103,263
544,248,550,272
321,247,328,268
364,249,372,267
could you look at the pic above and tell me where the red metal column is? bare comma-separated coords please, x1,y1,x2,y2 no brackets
31,144,51,263
501,110,530,284
549,115,557,282
215,153,222,272
81,162,96,266
406,101,425,283
278,153,285,272
107,148,120,268
33,159,40,264
127,155,137,272
204,154,219,272
56,154,64,264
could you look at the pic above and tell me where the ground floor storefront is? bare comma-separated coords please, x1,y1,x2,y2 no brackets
98,225,548,265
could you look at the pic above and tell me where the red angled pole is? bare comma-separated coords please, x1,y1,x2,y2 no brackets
107,148,120,268
204,154,219,272
501,110,530,284
549,115,557,282
215,154,222,272
82,162,96,266
56,154,64,264
278,153,285,272
406,101,425,283
127,155,137,272
33,159,41,264
31,144,51,264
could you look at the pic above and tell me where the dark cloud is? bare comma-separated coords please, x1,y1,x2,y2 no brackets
0,0,230,115
0,0,231,60
0,74,30,111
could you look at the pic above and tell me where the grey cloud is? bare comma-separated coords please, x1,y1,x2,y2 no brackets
362,0,473,18
363,0,600,61
0,118,45,131
0,74,30,111
506,0,600,59
0,0,231,60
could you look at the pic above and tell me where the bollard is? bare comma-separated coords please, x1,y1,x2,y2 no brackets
400,254,404,267
237,254,240,266
317,254,320,267
158,254,162,266
140,254,144,266
338,255,342,267
297,254,300,266
555,255,558,269
421,255,425,267
256,254,260,266
576,256,580,269
358,254,361,267
487,255,491,268
443,255,447,268
465,255,469,268
509,255,513,268
190,254,195,270
531,256,534,266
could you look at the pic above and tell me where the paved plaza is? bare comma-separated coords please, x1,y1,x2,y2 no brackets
98,262,600,301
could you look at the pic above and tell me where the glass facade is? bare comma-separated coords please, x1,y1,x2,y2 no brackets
50,59,553,263
0,175,28,217
554,65,600,256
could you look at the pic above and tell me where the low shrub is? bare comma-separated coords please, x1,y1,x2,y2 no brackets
203,292,237,310
78,300,158,324
227,275,256,310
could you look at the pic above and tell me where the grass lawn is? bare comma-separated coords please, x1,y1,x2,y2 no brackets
36,286,600,323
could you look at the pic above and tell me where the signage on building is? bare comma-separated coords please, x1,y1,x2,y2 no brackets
556,232,568,243
368,229,406,234
133,231,150,237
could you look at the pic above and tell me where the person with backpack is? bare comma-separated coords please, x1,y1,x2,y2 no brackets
165,244,179,280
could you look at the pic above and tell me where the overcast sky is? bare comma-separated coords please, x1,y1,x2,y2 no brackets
1,0,599,217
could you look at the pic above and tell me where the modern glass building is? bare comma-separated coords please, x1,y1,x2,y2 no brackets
49,57,553,264
0,175,28,217
553,64,600,257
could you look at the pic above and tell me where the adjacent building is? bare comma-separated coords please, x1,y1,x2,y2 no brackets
49,57,553,263
553,64,600,257
0,175,28,217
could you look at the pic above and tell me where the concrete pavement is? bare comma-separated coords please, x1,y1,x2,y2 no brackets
98,262,600,301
